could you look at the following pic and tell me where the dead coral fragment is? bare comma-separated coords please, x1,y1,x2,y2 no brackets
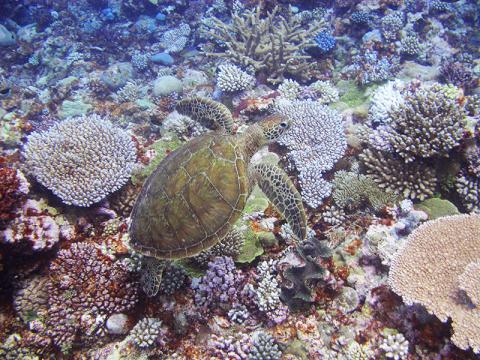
388,214,480,354
203,6,323,84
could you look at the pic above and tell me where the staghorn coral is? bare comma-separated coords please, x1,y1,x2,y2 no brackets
24,114,136,207
202,6,324,84
360,149,437,201
216,63,255,93
276,99,346,208
388,214,480,354
129,318,166,348
46,242,138,350
383,84,466,162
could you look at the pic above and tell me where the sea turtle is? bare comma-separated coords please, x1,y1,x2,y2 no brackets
129,97,307,262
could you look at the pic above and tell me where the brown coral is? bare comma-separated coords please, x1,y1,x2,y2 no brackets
388,214,480,353
203,6,323,84
0,168,24,225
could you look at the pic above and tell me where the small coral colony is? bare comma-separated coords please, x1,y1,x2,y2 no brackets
0,0,479,359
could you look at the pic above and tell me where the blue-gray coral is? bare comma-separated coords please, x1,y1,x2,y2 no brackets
23,114,136,207
249,332,282,360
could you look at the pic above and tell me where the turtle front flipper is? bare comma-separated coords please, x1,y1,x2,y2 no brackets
249,163,307,241
176,97,234,134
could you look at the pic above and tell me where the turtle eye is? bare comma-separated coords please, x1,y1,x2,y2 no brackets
280,122,288,128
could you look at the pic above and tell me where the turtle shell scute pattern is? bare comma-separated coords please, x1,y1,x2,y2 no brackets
130,134,249,259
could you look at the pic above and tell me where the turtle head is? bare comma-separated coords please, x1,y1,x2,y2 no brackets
258,114,290,143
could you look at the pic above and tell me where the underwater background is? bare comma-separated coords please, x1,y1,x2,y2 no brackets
0,0,480,359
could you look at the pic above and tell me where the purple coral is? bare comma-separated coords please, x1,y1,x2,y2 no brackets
191,256,245,311
208,334,252,360
46,242,138,351
1,199,63,252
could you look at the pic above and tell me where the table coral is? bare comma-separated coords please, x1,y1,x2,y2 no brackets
23,114,137,207
388,214,480,354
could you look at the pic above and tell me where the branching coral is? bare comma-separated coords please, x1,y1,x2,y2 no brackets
276,99,346,208
192,229,244,266
249,332,282,360
216,63,255,93
332,168,398,211
202,6,324,84
360,149,437,201
46,242,138,351
191,256,245,311
24,114,137,207
384,84,466,162
129,318,166,348
388,214,480,354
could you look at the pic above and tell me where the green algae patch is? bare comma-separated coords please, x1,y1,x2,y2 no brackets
334,80,370,111
131,134,183,185
244,185,269,214
236,226,264,264
415,198,459,220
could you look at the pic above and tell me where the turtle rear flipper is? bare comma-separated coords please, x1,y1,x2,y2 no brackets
249,163,307,241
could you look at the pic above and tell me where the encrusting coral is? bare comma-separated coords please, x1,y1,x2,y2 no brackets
23,114,137,207
388,214,480,354
202,6,324,84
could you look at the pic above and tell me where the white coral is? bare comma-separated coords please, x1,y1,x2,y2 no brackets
216,64,255,93
380,333,409,360
368,80,405,126
278,79,301,100
160,24,191,53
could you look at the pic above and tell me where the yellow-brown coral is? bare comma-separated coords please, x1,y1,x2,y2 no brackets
388,214,480,353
